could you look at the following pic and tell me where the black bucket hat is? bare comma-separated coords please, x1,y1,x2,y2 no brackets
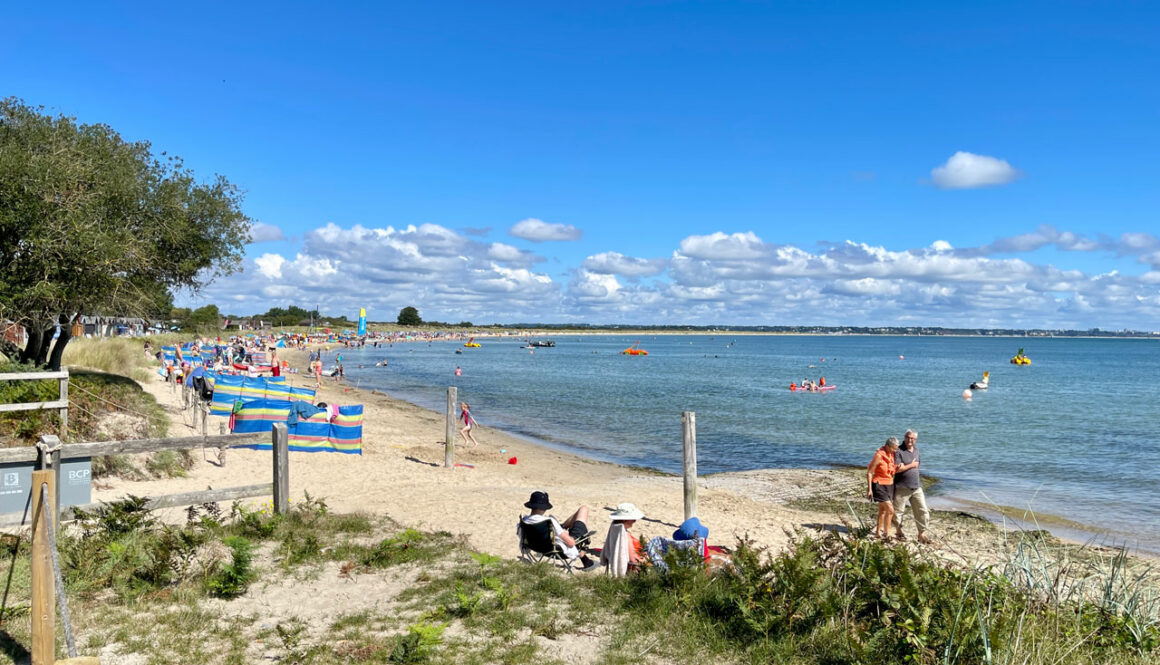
524,491,552,510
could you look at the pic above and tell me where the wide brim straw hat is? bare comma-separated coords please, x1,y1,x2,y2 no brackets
609,502,644,521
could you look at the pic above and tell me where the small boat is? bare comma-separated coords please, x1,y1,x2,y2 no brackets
621,341,649,356
530,340,555,348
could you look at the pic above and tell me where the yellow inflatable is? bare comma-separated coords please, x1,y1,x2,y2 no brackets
464,336,481,348
1010,348,1031,365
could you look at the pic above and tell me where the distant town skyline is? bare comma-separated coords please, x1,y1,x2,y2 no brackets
6,2,1159,329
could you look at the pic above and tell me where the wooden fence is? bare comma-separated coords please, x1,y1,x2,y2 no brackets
0,424,291,528
0,370,69,438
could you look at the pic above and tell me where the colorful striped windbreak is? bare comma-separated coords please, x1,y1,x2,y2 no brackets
209,375,312,416
230,399,363,454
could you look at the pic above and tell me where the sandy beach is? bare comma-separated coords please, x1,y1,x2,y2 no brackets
80,344,1099,571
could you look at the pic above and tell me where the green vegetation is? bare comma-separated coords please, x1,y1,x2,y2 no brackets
0,495,1153,664
397,306,423,326
0,97,252,370
0,366,167,447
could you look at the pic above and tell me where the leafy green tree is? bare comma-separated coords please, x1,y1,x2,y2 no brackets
0,98,252,369
188,305,221,329
397,306,422,326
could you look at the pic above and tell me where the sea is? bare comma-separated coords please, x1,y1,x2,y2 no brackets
335,334,1160,551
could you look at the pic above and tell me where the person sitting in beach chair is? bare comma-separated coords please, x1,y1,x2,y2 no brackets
600,502,646,577
517,491,597,574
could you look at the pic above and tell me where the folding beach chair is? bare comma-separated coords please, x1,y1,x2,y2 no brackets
517,517,595,575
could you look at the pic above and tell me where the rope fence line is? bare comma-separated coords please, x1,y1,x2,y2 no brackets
68,381,168,424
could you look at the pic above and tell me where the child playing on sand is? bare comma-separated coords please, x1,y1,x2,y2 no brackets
459,402,479,447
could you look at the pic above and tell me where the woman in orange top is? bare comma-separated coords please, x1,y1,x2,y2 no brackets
867,436,900,540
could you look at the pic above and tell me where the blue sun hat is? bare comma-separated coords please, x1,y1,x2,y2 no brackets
673,517,709,541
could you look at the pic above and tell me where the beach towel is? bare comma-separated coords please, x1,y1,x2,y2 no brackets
287,401,324,426
600,524,631,577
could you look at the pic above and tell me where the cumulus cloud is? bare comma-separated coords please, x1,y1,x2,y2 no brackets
509,218,582,242
678,231,767,260
249,222,286,243
183,220,1160,331
930,151,1021,189
253,254,285,279
581,252,667,277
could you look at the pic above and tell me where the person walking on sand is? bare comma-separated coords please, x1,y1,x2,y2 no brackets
459,402,479,447
893,429,933,544
867,436,900,540
312,356,323,390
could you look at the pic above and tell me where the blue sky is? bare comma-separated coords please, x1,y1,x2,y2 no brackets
6,2,1160,328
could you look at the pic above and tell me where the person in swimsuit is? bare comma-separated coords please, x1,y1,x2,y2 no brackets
459,402,479,447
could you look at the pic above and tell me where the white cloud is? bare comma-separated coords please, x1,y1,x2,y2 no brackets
183,221,1160,331
581,252,667,277
509,218,582,242
930,151,1021,189
253,254,285,279
249,222,286,243
678,231,766,260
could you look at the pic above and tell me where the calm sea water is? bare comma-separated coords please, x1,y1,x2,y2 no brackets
337,335,1160,548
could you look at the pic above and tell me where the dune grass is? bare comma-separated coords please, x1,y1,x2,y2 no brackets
0,493,1153,665
61,336,159,382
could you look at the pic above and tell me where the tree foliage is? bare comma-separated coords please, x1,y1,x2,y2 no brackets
397,306,422,326
260,305,321,327
0,98,253,368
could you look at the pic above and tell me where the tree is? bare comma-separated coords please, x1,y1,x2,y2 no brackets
188,304,221,329
0,98,252,369
397,306,422,326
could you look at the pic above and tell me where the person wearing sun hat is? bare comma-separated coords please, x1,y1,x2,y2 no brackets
519,491,596,570
673,516,710,560
600,502,645,575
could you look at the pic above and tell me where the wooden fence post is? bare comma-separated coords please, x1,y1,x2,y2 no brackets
36,435,62,524
272,423,289,515
58,371,68,441
218,422,227,466
444,386,457,468
30,469,56,665
682,411,698,521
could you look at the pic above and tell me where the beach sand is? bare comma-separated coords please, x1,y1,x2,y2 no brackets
89,346,1103,568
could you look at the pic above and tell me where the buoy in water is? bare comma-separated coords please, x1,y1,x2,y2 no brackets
962,389,972,400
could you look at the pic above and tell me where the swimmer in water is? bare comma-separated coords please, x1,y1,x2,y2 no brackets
455,366,462,377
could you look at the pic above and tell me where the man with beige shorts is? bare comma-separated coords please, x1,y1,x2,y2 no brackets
893,429,933,544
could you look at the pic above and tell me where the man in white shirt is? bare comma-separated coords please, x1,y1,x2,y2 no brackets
520,491,596,569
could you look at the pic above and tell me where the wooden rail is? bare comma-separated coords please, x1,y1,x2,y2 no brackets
0,432,264,464
0,370,69,438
